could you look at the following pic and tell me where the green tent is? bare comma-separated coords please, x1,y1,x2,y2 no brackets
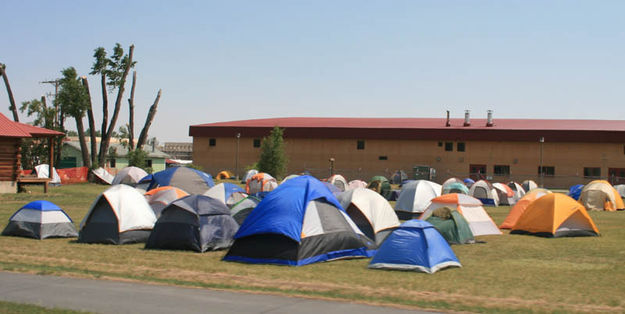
368,178,392,200
426,207,474,244
370,175,389,183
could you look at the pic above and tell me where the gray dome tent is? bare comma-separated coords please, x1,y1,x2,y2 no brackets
146,195,239,252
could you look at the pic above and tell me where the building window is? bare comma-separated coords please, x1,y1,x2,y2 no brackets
457,142,465,152
445,142,453,151
109,159,116,168
538,166,555,176
253,139,261,148
378,156,388,161
357,140,365,150
147,160,153,168
209,138,216,146
584,167,601,178
494,165,510,176
438,142,443,147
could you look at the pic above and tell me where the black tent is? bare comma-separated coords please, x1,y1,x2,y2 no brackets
146,195,239,252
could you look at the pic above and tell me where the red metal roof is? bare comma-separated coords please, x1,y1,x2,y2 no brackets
0,113,64,138
191,117,625,131
189,117,625,143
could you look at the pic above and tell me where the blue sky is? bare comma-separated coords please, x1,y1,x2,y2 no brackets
2,1,624,142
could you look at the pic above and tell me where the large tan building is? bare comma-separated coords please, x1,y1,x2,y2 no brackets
189,114,625,188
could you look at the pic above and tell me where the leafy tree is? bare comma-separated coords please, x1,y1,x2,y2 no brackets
127,148,151,173
66,130,78,137
257,126,287,179
57,67,91,168
19,96,65,168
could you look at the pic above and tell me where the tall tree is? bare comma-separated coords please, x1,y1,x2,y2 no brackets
81,76,98,167
57,67,91,169
0,63,19,122
90,47,109,142
257,126,288,179
136,89,161,149
127,71,137,150
93,43,136,168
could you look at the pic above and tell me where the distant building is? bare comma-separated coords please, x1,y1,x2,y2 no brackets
162,142,193,160
189,113,625,188
61,142,169,172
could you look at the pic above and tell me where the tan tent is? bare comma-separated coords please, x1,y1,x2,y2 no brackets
579,180,625,211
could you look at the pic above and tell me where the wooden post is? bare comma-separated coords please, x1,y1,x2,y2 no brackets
47,137,54,193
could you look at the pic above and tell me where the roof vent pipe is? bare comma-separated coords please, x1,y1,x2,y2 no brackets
486,110,494,127
463,110,471,127
446,110,451,127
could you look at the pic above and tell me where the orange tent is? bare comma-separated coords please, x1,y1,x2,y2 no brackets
144,186,189,198
500,188,551,229
511,193,599,237
246,173,278,194
216,170,234,180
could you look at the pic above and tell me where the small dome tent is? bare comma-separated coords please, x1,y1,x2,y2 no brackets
500,188,551,229
507,181,526,203
368,176,392,200
469,180,499,206
420,194,501,237
578,180,625,211
224,176,374,266
147,167,215,194
522,180,538,192
327,174,348,192
368,220,461,274
615,184,625,200
337,188,400,246
511,193,599,237
442,182,469,195
492,183,515,206
390,170,408,185
230,196,261,225
394,180,442,219
568,184,584,200
144,186,189,218
146,195,239,252
112,166,148,186
92,167,114,185
34,164,61,185
425,207,474,245
2,200,77,239
347,180,368,190
216,170,234,180
246,173,278,195
78,185,156,244
204,183,247,207
242,169,258,183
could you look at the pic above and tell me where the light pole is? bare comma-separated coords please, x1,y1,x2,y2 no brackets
235,133,241,181
539,137,544,188
329,157,335,177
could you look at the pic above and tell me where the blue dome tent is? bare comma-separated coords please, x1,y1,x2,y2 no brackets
369,220,461,274
224,176,374,266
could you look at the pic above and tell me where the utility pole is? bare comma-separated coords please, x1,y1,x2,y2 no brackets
40,79,61,126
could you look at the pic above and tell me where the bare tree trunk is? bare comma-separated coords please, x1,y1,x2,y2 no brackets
137,89,161,149
97,73,108,167
98,44,134,168
0,64,19,122
81,77,98,167
75,116,91,169
128,71,137,150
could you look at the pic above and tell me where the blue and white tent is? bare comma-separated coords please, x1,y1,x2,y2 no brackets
369,220,461,274
204,183,247,207
2,200,77,239
145,167,214,194
224,176,375,266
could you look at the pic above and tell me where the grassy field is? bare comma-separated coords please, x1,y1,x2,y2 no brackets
0,183,624,313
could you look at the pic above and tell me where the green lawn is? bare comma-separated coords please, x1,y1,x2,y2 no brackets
0,183,623,313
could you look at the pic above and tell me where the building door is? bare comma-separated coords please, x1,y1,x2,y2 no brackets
469,164,487,181
608,168,625,185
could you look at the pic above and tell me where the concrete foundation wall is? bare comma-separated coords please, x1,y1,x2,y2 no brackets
0,181,18,194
